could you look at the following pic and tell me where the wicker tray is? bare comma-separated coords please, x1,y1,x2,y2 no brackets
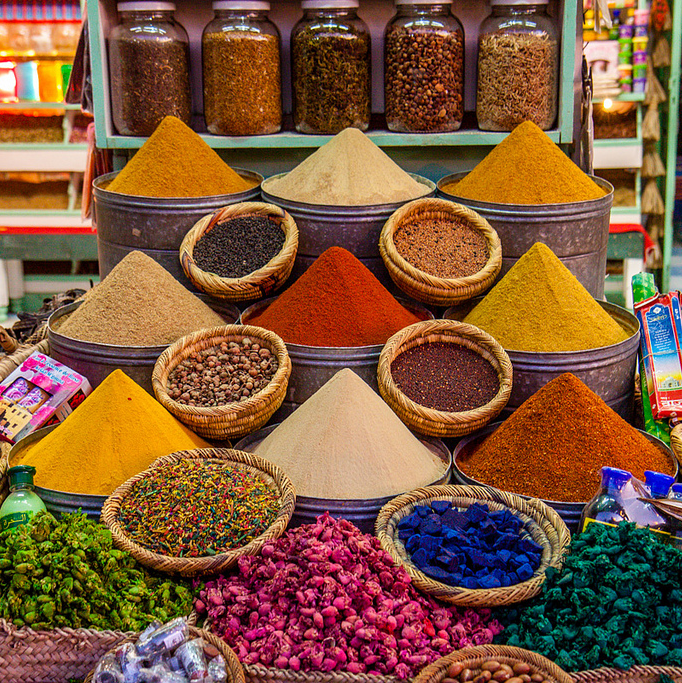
101,448,296,577
152,324,291,440
375,485,571,607
83,625,245,683
573,666,682,683
379,198,502,307
414,645,574,683
243,663,401,683
180,202,299,302
378,319,513,438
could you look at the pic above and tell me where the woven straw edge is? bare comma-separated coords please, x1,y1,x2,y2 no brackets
151,324,291,439
413,646,574,683
179,202,299,302
379,198,502,306
377,319,513,438
375,484,571,607
83,625,245,683
101,448,296,577
572,665,682,683
243,663,402,683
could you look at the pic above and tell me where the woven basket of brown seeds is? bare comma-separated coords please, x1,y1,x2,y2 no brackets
379,198,502,307
378,319,513,438
413,645,574,683
180,202,299,303
152,324,291,440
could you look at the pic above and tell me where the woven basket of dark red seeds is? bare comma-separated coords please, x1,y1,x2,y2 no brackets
378,319,512,438
180,201,299,302
379,198,502,307
413,645,574,683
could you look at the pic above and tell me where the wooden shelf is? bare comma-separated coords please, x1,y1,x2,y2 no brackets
0,102,82,111
0,146,88,172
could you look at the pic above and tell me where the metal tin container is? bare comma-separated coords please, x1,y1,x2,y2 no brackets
262,174,436,288
444,299,640,421
451,422,678,534
47,297,240,394
236,423,452,533
437,173,614,299
241,296,433,416
94,169,263,288
9,425,106,520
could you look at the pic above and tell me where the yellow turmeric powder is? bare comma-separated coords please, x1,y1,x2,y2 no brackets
14,370,210,495
443,121,606,205
106,116,255,198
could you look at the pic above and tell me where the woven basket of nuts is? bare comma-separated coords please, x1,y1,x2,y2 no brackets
413,646,573,683
152,324,291,440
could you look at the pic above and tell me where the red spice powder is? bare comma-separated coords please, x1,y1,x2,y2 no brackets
247,247,421,347
460,373,675,503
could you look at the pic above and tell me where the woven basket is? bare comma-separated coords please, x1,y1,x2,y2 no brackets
375,484,571,607
84,625,245,683
0,618,133,683
152,324,291,440
414,646,574,683
101,448,296,577
573,666,682,683
378,320,513,438
180,202,299,302
242,663,401,683
379,198,502,307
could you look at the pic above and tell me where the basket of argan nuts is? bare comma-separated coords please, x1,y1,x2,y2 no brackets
152,324,291,439
414,646,574,683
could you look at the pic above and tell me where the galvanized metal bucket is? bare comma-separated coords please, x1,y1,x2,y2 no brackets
451,422,677,534
241,296,433,416
93,169,263,289
444,299,640,422
262,174,436,289
10,425,106,520
47,297,240,394
236,423,452,533
437,173,614,299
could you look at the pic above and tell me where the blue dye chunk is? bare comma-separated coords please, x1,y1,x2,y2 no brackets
431,500,452,514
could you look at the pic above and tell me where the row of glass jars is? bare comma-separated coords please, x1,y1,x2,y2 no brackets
108,0,559,137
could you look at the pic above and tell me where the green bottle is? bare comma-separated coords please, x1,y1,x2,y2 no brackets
0,466,46,533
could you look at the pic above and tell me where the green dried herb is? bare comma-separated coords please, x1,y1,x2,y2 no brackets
292,25,371,134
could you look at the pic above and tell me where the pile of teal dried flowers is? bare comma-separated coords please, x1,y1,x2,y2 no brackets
498,522,682,671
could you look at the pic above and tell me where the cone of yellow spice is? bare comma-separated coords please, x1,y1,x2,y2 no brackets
441,121,606,205
14,370,210,495
463,243,630,352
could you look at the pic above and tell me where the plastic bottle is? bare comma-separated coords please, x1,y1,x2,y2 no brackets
645,470,675,498
667,483,682,549
0,465,46,533
580,467,632,532
620,471,672,539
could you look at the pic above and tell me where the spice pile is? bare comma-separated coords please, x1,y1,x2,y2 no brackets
106,116,254,198
391,342,499,412
195,513,502,677
394,217,489,279
253,369,447,500
247,247,421,347
118,459,280,558
500,522,682,670
15,370,209,496
0,511,192,630
441,121,606,204
461,373,675,503
262,128,430,206
399,502,543,589
167,338,279,407
192,215,285,279
463,243,630,352
57,251,226,346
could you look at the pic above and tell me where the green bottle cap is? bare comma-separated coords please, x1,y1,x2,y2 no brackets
632,272,657,304
7,465,37,488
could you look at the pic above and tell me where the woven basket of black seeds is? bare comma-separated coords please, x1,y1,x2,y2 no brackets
180,202,299,302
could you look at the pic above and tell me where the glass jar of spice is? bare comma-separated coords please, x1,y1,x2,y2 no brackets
291,0,371,135
108,1,191,137
384,1,464,133
477,1,559,131
203,1,282,136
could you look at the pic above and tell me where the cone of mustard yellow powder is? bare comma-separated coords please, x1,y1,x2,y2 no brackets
14,370,210,495
463,242,630,352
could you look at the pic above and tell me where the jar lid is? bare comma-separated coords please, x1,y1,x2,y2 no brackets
490,0,549,5
395,0,453,4
117,1,176,11
213,1,270,9
301,0,359,9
